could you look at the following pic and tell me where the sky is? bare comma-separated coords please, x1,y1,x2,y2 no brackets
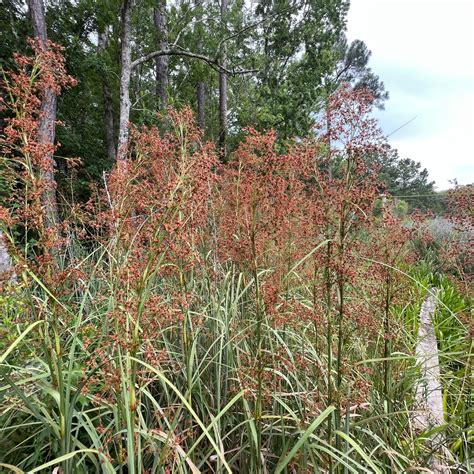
346,0,474,190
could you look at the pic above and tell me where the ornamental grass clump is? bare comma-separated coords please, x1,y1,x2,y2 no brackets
80,108,220,470
1,45,471,474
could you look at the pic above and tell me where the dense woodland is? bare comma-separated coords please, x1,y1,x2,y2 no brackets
0,0,472,473
1,0,442,210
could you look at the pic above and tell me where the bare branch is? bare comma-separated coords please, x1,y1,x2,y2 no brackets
131,2,299,76
131,47,256,75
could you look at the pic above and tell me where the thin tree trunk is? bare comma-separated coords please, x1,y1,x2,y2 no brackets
103,81,116,160
0,231,16,282
218,0,228,160
27,0,59,229
195,0,205,129
197,82,205,130
154,0,169,109
98,28,116,160
117,0,133,161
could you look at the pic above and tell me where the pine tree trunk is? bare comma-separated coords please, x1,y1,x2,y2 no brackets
197,82,206,130
154,0,169,109
98,28,116,160
218,0,228,160
117,0,133,160
195,0,205,130
103,82,116,160
27,0,59,229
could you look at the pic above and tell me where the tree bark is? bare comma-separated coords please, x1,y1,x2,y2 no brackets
0,231,16,283
154,0,169,110
27,0,59,229
117,0,133,161
195,0,205,130
219,0,228,160
197,82,206,130
98,27,116,160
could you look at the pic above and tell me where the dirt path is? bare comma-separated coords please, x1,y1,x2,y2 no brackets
412,288,451,473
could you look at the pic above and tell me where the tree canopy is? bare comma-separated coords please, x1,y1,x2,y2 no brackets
0,0,440,208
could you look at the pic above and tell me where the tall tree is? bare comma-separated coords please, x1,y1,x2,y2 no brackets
27,0,59,228
195,0,206,129
98,26,116,160
376,147,437,211
219,0,228,159
117,0,133,160
154,0,169,109
236,0,349,140
116,0,249,160
325,36,388,107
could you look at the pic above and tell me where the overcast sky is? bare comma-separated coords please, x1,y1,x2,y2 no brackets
346,0,474,190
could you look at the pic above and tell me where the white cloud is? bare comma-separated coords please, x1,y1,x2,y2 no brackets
346,0,474,189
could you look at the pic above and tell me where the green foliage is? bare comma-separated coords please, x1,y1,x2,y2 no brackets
331,37,389,108
428,276,472,464
0,0,29,70
238,0,349,139
371,147,442,213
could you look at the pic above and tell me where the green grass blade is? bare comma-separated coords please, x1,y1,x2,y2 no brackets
275,406,336,474
0,320,44,365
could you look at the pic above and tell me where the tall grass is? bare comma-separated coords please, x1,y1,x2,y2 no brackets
0,52,471,472
0,247,471,473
